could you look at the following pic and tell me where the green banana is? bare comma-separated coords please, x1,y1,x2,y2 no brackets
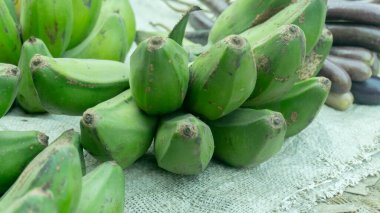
17,37,52,113
130,36,189,115
98,0,135,53
0,64,20,118
0,130,82,213
298,28,333,80
3,188,57,213
20,0,73,57
4,0,17,23
209,0,292,43
242,24,306,108
64,13,128,62
68,0,102,49
155,113,214,175
259,77,331,138
76,162,125,213
185,35,257,120
64,0,135,61
0,0,21,65
30,55,130,115
241,0,327,54
80,90,157,169
0,131,48,194
207,108,286,168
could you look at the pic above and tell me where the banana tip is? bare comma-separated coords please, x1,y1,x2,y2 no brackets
31,55,48,72
83,112,96,127
148,36,166,52
6,66,20,77
225,35,246,49
38,132,49,146
270,113,286,129
178,123,198,139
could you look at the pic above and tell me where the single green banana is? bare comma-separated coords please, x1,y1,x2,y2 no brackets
17,37,52,113
97,0,135,53
3,188,57,213
185,35,257,120
207,108,286,168
30,55,130,115
130,36,189,115
0,130,82,213
64,0,135,61
155,113,214,175
76,162,125,213
0,131,48,194
242,24,306,108
64,13,128,62
68,0,102,49
259,77,331,138
209,0,292,43
20,0,73,57
0,0,21,65
241,0,327,54
4,0,17,23
0,64,20,118
298,28,333,80
80,90,157,169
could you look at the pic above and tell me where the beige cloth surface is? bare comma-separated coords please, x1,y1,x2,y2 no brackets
1,1,380,212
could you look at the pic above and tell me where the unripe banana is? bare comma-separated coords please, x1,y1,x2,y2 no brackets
0,1,21,65
186,35,257,120
207,108,286,168
80,90,157,169
3,188,57,213
0,64,20,118
155,113,214,175
130,36,189,115
259,77,331,138
17,37,52,113
298,28,333,80
30,55,130,115
209,0,293,43
64,0,135,61
0,131,48,194
4,0,17,23
241,0,327,54
64,13,128,62
0,130,82,213
76,162,125,213
98,0,135,53
242,25,306,108
68,0,102,49
20,0,73,57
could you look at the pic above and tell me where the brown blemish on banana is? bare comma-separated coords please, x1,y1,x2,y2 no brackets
318,77,332,91
83,111,96,127
257,56,270,72
31,55,49,71
148,36,166,52
28,37,37,44
5,66,19,76
281,25,301,43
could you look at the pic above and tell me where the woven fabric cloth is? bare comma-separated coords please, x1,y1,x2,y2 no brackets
1,1,380,212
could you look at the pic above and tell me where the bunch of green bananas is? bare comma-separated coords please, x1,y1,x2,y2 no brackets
0,130,125,212
80,0,332,175
0,0,135,115
0,2,334,210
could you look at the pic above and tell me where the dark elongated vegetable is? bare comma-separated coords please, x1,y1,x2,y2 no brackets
319,59,352,94
371,53,379,75
199,0,228,15
189,11,213,30
328,55,372,81
330,46,373,63
327,1,380,26
327,24,380,52
351,76,380,105
185,30,209,45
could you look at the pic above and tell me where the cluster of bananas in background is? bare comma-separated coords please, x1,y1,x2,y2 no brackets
0,0,337,211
